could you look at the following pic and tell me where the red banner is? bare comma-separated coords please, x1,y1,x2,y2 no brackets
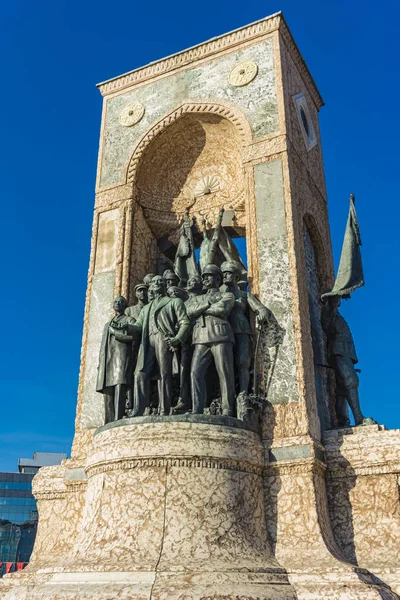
16,563,25,571
5,563,13,574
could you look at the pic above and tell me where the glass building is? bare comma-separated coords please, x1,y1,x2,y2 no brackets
0,453,66,576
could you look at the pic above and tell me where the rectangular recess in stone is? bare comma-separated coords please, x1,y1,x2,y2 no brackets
100,39,278,187
254,160,298,404
81,270,115,429
94,209,119,273
269,445,311,462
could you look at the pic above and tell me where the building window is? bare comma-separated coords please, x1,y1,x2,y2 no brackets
292,92,317,151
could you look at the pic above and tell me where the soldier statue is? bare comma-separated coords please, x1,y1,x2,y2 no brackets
124,283,149,413
173,274,203,414
125,283,148,320
128,276,190,417
220,261,271,395
187,265,236,416
96,296,134,424
321,296,375,427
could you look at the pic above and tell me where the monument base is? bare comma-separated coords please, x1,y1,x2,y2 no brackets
324,424,400,594
1,419,398,599
0,418,295,599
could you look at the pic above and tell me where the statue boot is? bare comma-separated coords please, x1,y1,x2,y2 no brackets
347,387,376,426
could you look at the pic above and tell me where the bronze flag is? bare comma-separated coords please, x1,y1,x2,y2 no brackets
322,194,364,299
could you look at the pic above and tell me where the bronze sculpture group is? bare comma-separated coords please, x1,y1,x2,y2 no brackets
97,261,272,423
97,200,375,429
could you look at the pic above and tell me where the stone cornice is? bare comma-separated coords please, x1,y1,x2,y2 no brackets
96,13,323,109
85,456,263,477
326,463,400,478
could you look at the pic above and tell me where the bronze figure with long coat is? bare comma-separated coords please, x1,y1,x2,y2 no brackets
96,296,134,423
129,276,190,417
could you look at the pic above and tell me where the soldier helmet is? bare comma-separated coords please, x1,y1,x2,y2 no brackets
220,261,241,276
202,264,223,278
134,283,148,293
163,269,178,280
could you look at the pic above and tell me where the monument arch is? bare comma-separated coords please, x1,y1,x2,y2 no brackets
125,101,255,301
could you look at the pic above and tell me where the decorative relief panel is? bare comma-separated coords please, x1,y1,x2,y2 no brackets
94,209,119,274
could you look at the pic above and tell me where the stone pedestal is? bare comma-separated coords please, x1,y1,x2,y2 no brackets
0,419,295,600
324,424,400,595
2,420,399,599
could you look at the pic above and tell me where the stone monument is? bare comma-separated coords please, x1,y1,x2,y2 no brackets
1,12,399,600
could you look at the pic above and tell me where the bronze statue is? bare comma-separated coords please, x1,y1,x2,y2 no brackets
163,269,180,290
125,284,149,414
321,297,375,427
187,264,236,416
220,261,271,395
96,296,134,423
143,273,156,287
173,274,203,414
143,273,156,301
129,276,190,417
125,283,148,320
167,285,188,301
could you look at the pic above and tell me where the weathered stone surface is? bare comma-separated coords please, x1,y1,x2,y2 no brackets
80,270,115,429
28,465,87,570
324,425,400,586
97,412,258,435
254,159,298,407
94,208,119,273
1,422,296,600
100,39,278,187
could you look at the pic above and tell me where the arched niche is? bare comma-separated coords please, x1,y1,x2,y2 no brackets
127,107,250,300
302,215,334,430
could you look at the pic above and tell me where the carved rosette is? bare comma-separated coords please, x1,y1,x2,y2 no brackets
119,102,145,127
229,60,258,87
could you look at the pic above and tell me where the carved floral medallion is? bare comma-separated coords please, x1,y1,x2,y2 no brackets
120,102,145,127
229,61,258,87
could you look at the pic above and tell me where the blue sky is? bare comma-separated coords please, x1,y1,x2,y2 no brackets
0,0,399,472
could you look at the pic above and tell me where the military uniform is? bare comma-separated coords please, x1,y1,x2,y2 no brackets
322,301,363,426
221,261,271,394
187,287,236,416
125,303,143,320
